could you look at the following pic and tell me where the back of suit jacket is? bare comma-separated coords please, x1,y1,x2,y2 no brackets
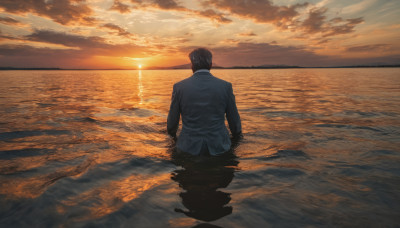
167,70,241,156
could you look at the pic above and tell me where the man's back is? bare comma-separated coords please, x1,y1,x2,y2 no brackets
167,70,241,156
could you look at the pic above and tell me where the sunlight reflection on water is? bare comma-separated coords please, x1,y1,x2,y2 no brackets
138,70,144,105
0,68,399,227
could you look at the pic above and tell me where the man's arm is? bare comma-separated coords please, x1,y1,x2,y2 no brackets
226,83,242,138
167,84,180,138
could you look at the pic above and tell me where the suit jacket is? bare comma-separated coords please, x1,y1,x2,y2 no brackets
167,70,242,156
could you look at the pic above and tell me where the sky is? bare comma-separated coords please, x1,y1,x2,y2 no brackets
0,0,399,69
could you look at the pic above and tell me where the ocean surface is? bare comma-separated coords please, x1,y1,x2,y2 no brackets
0,68,399,227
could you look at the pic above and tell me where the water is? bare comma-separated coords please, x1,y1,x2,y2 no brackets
0,68,399,227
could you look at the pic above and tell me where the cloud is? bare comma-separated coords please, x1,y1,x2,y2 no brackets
181,42,400,67
110,0,131,13
23,30,145,57
302,8,364,37
238,32,257,37
0,29,152,68
346,44,390,52
322,17,364,37
0,16,22,25
25,30,105,48
100,23,131,36
302,7,327,33
127,0,232,23
0,44,78,57
196,9,232,23
1,40,399,68
203,0,308,28
152,0,184,10
202,1,364,38
342,0,377,14
210,42,333,67
0,30,19,41
0,0,95,25
0,44,86,68
128,0,185,10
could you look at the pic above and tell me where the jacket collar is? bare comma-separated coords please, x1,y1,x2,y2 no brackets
194,69,210,74
193,69,212,77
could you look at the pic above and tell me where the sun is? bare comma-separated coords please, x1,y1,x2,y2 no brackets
138,64,142,69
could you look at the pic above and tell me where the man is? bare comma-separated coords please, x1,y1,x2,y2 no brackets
167,48,242,156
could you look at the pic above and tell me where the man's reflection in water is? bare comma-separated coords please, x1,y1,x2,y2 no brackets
170,139,240,223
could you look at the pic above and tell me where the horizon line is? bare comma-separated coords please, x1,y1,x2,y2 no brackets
1,64,400,71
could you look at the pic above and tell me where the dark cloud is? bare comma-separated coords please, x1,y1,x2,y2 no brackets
302,8,364,37
196,9,231,23
238,32,257,37
210,42,332,67
0,29,150,68
322,17,364,37
23,30,145,57
0,33,20,41
0,44,90,68
181,43,400,67
346,44,390,52
316,39,330,44
110,0,131,13
0,44,77,57
302,7,327,33
26,30,105,48
0,16,21,25
128,0,185,10
203,0,308,28
0,0,95,25
153,0,184,10
127,0,232,23
101,23,131,36
202,1,363,38
0,30,15,41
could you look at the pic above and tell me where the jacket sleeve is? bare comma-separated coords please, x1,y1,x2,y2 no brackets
226,83,242,137
167,84,180,137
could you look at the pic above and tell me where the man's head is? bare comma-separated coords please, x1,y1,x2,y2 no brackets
189,48,212,72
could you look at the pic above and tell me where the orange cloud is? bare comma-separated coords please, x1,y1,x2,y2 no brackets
196,42,399,67
302,8,364,38
203,0,308,27
0,0,95,25
25,30,148,56
128,0,186,10
302,7,327,33
203,0,364,40
196,9,232,23
0,29,152,68
238,32,257,37
322,17,364,37
346,44,391,52
111,0,232,24
110,0,131,13
100,23,132,37
0,16,22,25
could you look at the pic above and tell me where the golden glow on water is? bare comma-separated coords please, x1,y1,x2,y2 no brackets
0,69,399,227
58,173,171,220
138,70,144,105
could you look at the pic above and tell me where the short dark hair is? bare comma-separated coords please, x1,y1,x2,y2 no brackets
189,48,212,72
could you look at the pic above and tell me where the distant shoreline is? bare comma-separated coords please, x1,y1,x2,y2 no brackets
0,65,399,71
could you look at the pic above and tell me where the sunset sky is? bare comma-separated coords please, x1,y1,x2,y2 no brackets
0,0,399,69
